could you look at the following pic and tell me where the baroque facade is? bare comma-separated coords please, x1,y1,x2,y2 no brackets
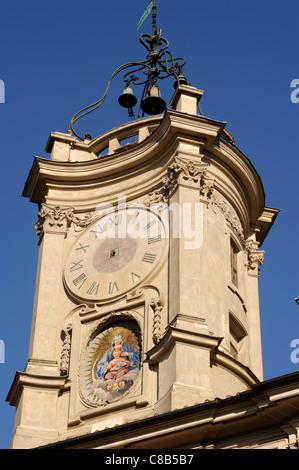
6,84,299,449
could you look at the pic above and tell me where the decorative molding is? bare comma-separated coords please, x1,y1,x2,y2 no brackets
35,160,214,238
227,285,247,313
212,349,259,387
6,371,67,407
169,313,209,330
85,310,143,342
147,326,222,364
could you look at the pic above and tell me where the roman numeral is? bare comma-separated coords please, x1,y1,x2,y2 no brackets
86,282,100,295
76,243,90,253
70,260,83,272
148,235,161,244
131,211,139,224
142,253,157,264
144,219,157,231
90,224,104,237
131,272,141,283
72,273,87,289
108,214,122,226
108,281,119,294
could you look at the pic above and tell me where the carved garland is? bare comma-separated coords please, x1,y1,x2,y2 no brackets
150,299,164,345
60,325,72,375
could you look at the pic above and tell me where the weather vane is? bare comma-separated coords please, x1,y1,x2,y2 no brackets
67,0,190,141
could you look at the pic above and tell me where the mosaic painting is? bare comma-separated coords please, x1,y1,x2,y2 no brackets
84,319,141,405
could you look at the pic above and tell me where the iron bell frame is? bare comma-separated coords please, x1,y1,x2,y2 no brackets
67,1,189,141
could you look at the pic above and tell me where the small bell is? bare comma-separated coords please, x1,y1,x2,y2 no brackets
118,84,137,109
141,84,166,115
173,72,190,89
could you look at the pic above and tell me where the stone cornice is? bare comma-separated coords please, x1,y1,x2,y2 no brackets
6,371,68,407
36,372,299,449
21,112,242,199
22,108,278,244
147,325,222,364
212,350,259,387
147,324,258,388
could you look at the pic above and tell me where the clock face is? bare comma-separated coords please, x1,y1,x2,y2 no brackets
64,205,167,302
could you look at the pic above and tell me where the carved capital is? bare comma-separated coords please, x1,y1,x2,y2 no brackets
179,160,215,202
35,204,99,237
245,240,265,272
35,204,74,236
143,158,183,206
179,160,203,185
143,158,215,207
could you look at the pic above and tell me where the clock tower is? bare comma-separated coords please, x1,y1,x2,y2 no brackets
8,7,290,450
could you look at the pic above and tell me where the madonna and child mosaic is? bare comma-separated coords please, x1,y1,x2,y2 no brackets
84,319,141,405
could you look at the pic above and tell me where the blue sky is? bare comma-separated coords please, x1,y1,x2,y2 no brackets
0,0,298,449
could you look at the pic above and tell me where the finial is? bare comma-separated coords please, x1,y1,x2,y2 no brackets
152,0,157,33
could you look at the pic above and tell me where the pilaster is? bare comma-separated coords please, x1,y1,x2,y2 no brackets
26,205,73,373
147,316,219,412
245,234,265,380
7,371,67,449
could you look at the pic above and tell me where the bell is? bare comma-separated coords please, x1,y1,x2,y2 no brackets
118,84,137,109
141,84,166,115
173,73,190,89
